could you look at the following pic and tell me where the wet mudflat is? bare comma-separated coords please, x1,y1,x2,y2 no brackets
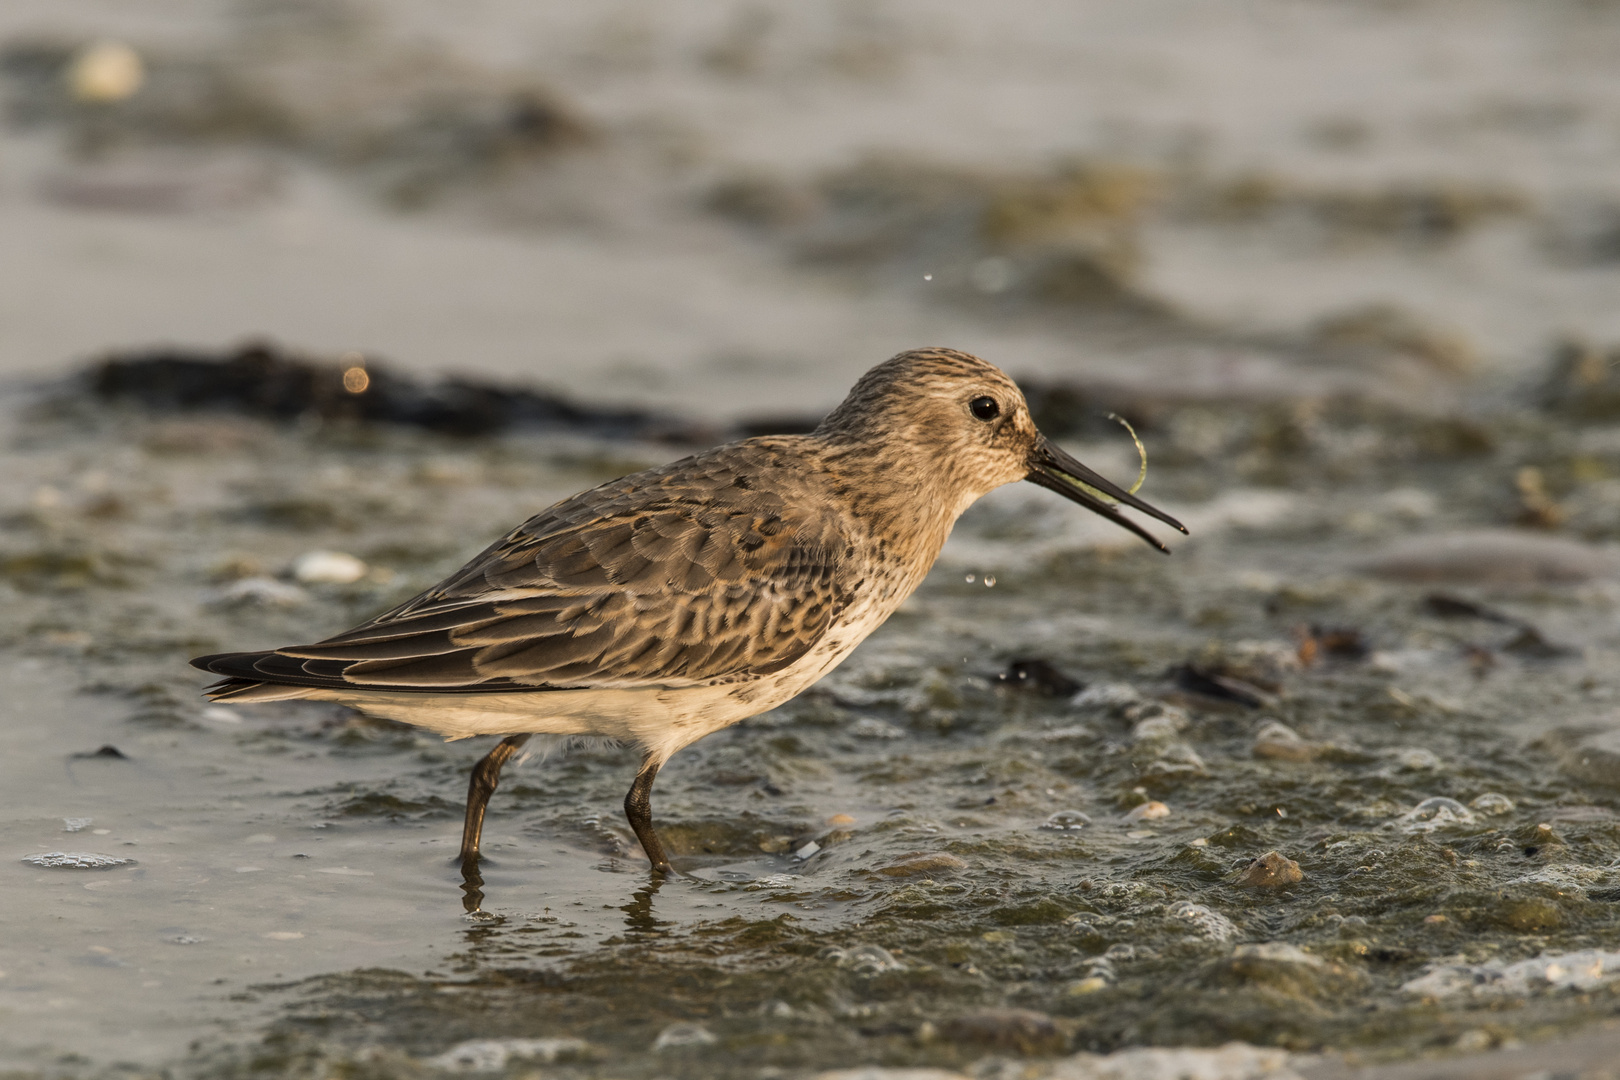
4,364,1620,1079
4,1,1620,1077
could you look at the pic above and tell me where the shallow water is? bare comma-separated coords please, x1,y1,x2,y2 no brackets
3,387,1620,1077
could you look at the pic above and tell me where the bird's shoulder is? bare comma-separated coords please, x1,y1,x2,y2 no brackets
428,434,853,604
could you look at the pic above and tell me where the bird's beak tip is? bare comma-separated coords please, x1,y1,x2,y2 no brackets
1026,438,1188,551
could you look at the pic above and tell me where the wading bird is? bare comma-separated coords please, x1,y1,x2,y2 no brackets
193,348,1186,884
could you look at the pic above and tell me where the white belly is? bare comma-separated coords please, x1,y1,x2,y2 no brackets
289,585,899,764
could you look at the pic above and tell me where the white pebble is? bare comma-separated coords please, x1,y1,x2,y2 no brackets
292,550,368,585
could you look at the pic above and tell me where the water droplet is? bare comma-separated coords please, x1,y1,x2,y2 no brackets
964,573,975,583
983,574,996,587
922,273,933,281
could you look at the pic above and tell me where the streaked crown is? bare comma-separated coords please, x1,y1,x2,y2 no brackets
816,347,1040,510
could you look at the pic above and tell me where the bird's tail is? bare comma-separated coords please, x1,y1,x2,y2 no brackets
202,678,314,703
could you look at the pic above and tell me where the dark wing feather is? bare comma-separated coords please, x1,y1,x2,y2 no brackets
193,440,856,694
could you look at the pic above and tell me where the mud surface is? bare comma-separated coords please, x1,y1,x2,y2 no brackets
3,2,1620,1079
6,369,1620,1078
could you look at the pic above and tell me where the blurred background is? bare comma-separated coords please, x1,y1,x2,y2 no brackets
7,0,1620,417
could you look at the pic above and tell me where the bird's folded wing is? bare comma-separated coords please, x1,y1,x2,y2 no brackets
196,487,854,693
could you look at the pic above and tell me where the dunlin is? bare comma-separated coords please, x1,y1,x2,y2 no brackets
193,348,1186,878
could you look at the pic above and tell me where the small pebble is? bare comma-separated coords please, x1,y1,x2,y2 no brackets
876,852,966,877
825,813,856,827
292,550,369,585
1125,801,1170,821
1236,850,1304,889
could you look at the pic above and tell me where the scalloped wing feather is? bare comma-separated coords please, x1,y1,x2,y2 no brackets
196,439,857,694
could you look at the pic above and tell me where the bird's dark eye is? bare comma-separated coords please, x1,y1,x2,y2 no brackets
970,396,1000,421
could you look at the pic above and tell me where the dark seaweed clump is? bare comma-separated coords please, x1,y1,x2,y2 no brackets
86,342,715,442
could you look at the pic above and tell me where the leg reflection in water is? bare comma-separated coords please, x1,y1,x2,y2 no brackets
461,860,672,930
620,877,672,937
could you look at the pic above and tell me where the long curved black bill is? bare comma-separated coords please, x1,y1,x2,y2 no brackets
1026,437,1189,553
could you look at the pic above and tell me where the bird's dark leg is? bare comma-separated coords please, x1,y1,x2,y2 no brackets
624,757,673,875
459,734,532,869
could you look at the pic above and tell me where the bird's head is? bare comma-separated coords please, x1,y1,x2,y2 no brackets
818,347,1188,551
